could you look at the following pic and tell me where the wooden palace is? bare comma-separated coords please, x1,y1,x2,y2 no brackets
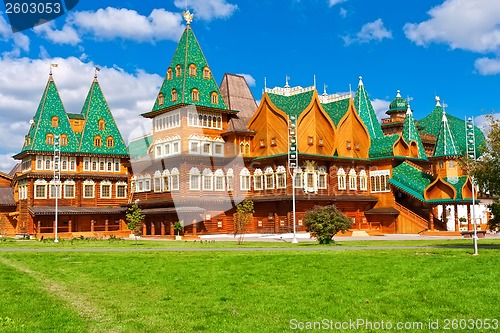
1,11,489,238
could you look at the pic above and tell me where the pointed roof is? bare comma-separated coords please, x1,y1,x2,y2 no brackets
148,23,227,114
78,76,128,156
20,74,77,154
354,76,384,139
402,104,427,160
386,90,408,115
433,108,459,157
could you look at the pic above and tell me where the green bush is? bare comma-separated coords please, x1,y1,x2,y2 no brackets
304,205,352,244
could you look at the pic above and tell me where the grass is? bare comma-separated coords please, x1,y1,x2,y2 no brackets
0,244,499,332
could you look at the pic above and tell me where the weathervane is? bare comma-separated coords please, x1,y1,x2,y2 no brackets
183,10,194,25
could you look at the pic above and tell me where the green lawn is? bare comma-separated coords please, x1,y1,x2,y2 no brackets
0,243,499,332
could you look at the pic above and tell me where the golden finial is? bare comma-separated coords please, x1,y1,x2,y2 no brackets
183,10,194,25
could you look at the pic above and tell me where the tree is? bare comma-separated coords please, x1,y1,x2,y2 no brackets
469,115,500,232
173,221,183,236
126,203,144,244
303,205,352,244
233,199,254,245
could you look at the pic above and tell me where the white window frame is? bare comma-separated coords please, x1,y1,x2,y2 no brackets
337,168,346,190
100,181,112,198
214,169,225,191
318,166,328,190
171,168,180,191
276,166,286,189
63,180,75,198
189,168,201,191
60,157,68,171
254,169,263,191
83,180,95,198
143,174,151,192
202,168,213,191
116,182,127,198
202,142,212,156
359,170,367,191
240,168,250,191
264,167,274,190
349,169,357,190
369,170,391,193
69,157,77,171
226,168,234,191
34,179,47,199
189,140,200,155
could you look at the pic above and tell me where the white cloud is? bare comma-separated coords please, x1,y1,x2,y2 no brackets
35,7,185,45
236,73,256,87
0,14,30,57
475,113,500,135
174,0,237,21
329,0,346,7
0,56,162,172
474,57,500,75
343,19,392,45
404,0,500,54
0,153,17,173
339,7,347,18
371,98,390,121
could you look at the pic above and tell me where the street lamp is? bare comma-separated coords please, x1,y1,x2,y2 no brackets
465,117,478,255
53,135,60,243
288,115,298,244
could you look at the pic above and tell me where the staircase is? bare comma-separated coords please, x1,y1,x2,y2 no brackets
395,202,429,233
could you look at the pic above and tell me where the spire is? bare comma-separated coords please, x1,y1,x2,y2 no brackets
402,101,427,160
353,76,384,139
20,73,77,154
386,89,408,115
433,107,459,157
284,75,290,88
435,95,441,107
79,76,128,155
148,21,227,114
183,10,194,25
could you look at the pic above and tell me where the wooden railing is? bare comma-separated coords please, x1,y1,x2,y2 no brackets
395,202,429,231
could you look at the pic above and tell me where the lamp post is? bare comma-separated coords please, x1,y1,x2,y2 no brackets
465,117,478,255
288,115,298,244
53,135,60,243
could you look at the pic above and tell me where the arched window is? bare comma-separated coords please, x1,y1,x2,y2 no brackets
264,167,274,190
189,167,201,191
153,170,162,193
276,166,286,189
337,168,346,190
254,168,263,191
94,136,102,147
83,179,95,198
98,119,105,130
226,168,234,191
162,169,170,192
191,88,199,102
203,66,210,79
189,63,196,76
167,68,173,80
106,136,114,148
318,166,328,189
245,143,250,155
240,168,250,191
211,92,218,104
240,142,245,154
175,64,181,77
349,169,357,190
158,93,164,106
171,89,178,102
60,134,68,146
51,116,58,128
171,168,180,191
202,168,213,191
359,170,367,191
46,133,54,145
293,167,303,188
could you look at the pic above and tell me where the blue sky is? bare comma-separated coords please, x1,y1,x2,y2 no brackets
0,0,499,172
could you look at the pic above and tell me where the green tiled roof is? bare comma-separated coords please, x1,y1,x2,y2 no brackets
369,134,399,159
354,78,384,139
433,111,459,157
387,90,407,114
321,98,350,126
389,162,433,202
150,25,226,112
128,134,152,161
402,107,427,160
419,104,485,157
78,78,128,155
21,75,78,154
267,90,314,117
67,113,85,120
443,176,468,200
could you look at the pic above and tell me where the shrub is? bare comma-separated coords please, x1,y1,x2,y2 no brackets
303,205,352,244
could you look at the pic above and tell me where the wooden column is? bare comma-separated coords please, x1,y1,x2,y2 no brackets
429,211,434,231
161,222,165,236
105,219,109,232
53,220,56,233
37,221,41,234
192,219,197,236
170,222,174,236
68,220,72,233
90,220,94,232
142,222,147,236
454,204,459,232
442,205,447,230
151,222,155,236
467,205,472,231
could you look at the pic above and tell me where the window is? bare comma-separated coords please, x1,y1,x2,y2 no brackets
202,169,213,191
164,143,171,156
349,169,357,190
369,170,391,193
94,136,102,147
175,64,181,77
144,174,151,192
91,158,98,172
158,93,165,106
60,134,67,146
100,181,112,198
83,157,90,171
172,141,180,155
171,89,178,102
214,169,225,191
203,66,210,79
114,159,120,172
191,88,199,102
106,137,114,148
359,170,367,191
44,156,52,170
153,171,162,192
240,168,250,191
51,116,58,128
217,220,223,228
190,168,201,190
245,143,250,155
106,159,113,172
50,181,61,198
162,170,170,192
98,119,105,130
116,182,127,198
202,142,211,155
276,166,286,189
260,139,265,148
438,161,444,169
307,136,314,145
36,156,43,170
34,179,47,199
264,167,274,190
83,180,95,198
189,64,196,76
318,166,327,189
240,142,245,154
254,169,263,190
226,169,234,191
64,180,75,198
449,160,455,169
187,111,223,129
189,141,200,154
213,143,224,157
46,134,54,145
337,168,346,190
167,68,173,80
171,168,180,191
271,138,276,146
211,92,218,104
99,160,105,172
69,157,76,171
293,168,303,188
155,144,163,159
